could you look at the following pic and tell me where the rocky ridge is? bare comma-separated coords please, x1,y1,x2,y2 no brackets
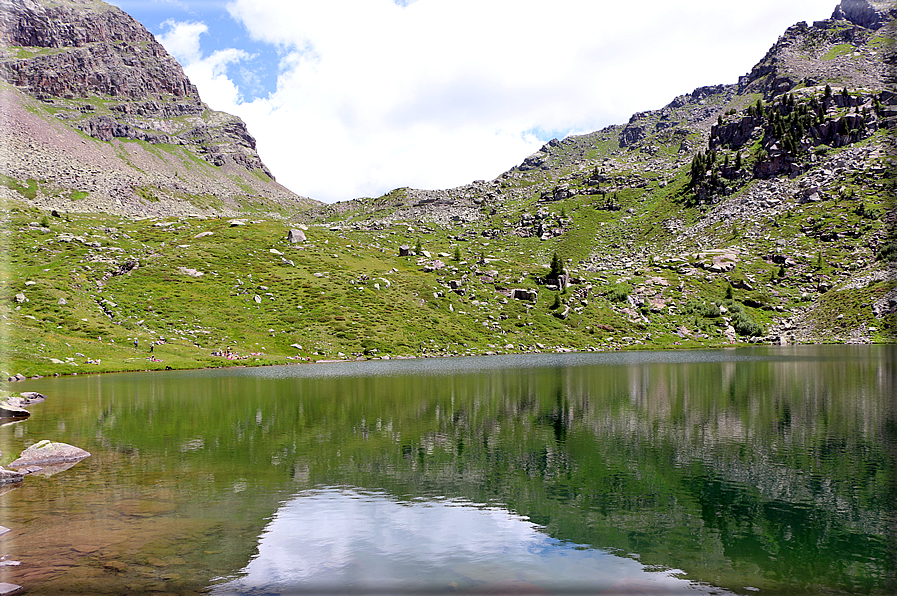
0,0,317,217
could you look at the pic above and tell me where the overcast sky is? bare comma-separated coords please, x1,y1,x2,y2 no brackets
107,1,836,203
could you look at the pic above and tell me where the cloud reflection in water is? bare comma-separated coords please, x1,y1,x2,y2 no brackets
212,487,733,595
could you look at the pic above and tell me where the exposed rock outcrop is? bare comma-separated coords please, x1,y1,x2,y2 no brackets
832,0,897,30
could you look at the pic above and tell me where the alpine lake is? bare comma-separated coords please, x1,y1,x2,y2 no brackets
1,345,894,595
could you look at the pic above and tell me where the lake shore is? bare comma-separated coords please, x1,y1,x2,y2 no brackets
6,333,888,382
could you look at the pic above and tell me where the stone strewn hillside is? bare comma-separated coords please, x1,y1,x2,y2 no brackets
0,0,894,383
0,0,318,217
302,0,896,346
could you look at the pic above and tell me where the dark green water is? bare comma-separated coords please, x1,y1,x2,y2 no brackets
1,345,894,595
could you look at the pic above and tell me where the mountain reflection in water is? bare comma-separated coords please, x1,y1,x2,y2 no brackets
3,345,894,595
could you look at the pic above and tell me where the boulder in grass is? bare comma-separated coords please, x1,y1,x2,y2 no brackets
7,440,90,469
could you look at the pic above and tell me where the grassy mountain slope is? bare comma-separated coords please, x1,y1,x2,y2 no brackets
1,2,895,379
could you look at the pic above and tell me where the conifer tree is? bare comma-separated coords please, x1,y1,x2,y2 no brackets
549,252,563,279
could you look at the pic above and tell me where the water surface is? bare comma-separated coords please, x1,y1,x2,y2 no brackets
1,345,894,595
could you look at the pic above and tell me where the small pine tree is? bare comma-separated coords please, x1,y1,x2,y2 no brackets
550,292,562,310
725,284,733,300
414,239,422,254
735,150,742,170
549,252,563,279
783,136,794,155
453,246,462,262
824,84,832,99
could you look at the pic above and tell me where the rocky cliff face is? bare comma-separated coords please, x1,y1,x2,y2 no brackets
832,0,897,30
0,0,316,217
0,0,196,99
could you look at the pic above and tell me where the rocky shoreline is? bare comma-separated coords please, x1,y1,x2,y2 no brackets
0,390,92,596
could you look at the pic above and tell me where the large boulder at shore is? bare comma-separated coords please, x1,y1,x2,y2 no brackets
0,399,29,419
18,392,47,403
0,467,24,485
7,440,90,469
1,392,47,409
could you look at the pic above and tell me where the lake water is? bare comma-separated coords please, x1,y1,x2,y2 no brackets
1,345,894,595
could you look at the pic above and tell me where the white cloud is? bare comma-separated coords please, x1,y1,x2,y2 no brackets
162,1,835,202
158,19,207,64
159,20,252,110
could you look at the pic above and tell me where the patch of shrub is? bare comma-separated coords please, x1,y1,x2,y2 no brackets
606,283,631,303
721,299,765,336
877,240,897,262
699,303,721,318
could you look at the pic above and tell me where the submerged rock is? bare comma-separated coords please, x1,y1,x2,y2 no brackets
7,440,90,469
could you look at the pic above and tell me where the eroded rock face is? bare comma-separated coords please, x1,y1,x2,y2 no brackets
0,0,197,99
7,440,90,468
0,0,315,216
0,0,268,174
